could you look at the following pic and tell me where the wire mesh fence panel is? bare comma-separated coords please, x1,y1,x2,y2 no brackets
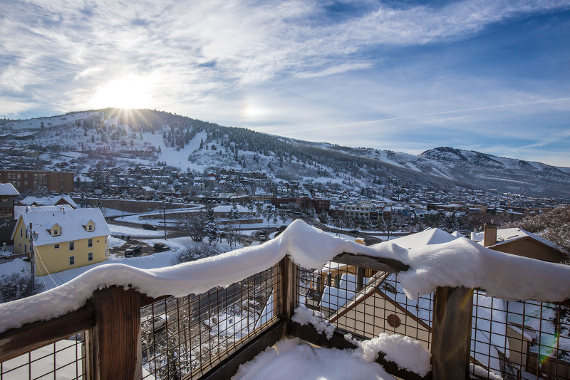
297,262,433,350
141,264,280,379
0,333,86,380
470,291,570,380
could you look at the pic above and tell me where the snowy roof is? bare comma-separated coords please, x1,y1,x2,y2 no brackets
0,183,19,196
493,228,563,251
388,228,457,249
214,205,249,213
13,207,110,245
14,205,72,221
20,195,78,209
320,274,371,310
471,227,563,252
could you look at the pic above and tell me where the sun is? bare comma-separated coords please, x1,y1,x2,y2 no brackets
89,75,154,110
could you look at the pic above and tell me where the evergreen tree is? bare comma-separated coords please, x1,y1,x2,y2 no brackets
205,207,218,245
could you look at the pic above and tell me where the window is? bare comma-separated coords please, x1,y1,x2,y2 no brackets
88,238,93,247
88,252,93,261
69,256,75,265
69,241,75,251
88,225,93,231
54,243,59,249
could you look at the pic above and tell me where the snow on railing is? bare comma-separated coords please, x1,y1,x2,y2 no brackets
0,220,569,335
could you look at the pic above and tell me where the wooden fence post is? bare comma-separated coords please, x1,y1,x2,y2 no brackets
431,286,473,380
87,287,142,380
278,255,297,335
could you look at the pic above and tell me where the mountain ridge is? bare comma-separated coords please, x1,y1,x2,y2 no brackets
1,108,568,199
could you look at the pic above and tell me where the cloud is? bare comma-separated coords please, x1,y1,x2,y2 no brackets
74,67,103,80
0,0,569,164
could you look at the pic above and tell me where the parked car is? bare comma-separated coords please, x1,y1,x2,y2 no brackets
153,242,168,252
142,313,167,330
131,245,143,255
124,248,134,258
142,223,158,231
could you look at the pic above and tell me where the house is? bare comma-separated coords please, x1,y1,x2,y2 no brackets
341,200,378,220
319,229,458,349
19,194,78,209
0,170,74,193
472,224,567,263
0,183,20,244
0,183,19,219
313,227,562,378
11,207,110,276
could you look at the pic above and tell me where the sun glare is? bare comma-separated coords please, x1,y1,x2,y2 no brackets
241,97,270,121
89,75,154,110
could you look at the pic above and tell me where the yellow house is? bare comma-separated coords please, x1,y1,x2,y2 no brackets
11,207,110,276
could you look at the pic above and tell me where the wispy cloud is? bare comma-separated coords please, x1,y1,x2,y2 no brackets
0,0,569,164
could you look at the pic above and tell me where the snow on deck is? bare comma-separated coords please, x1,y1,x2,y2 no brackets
234,333,430,380
0,220,569,334
233,338,395,380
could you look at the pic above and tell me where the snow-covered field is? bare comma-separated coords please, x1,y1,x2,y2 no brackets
108,224,165,237
0,258,29,277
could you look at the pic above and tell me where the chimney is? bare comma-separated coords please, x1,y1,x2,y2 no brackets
483,223,497,247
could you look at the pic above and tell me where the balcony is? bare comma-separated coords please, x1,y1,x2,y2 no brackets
0,220,568,379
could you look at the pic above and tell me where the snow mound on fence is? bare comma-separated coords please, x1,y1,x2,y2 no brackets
398,236,570,301
292,306,335,339
0,220,569,334
355,333,431,377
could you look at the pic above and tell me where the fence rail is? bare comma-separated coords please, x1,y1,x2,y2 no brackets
0,252,568,380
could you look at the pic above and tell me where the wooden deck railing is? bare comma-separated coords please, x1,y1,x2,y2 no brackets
0,253,568,380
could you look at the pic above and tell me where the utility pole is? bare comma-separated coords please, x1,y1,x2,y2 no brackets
163,200,167,240
29,223,35,291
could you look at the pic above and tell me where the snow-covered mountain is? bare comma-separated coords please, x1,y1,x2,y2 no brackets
1,109,568,199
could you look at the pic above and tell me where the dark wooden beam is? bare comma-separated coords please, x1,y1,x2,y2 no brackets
553,299,570,308
278,256,297,335
431,286,473,380
200,320,286,380
289,321,431,380
0,304,95,363
333,252,410,273
140,293,170,307
87,287,142,380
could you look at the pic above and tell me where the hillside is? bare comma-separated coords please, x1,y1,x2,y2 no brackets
1,108,569,199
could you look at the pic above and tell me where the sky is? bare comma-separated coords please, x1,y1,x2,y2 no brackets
0,0,569,166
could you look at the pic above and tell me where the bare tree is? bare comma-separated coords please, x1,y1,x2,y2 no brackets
180,212,207,242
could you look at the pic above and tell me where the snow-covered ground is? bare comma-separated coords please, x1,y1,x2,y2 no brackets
100,207,130,218
0,258,29,277
108,224,165,237
233,338,396,380
1,339,83,379
108,236,126,248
